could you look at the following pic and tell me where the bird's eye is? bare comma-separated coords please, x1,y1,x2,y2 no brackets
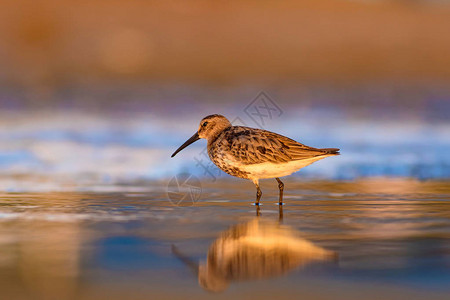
202,121,208,127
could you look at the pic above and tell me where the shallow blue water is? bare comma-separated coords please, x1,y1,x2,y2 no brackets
0,186,448,299
0,85,449,298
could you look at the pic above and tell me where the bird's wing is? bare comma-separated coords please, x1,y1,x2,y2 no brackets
224,126,338,165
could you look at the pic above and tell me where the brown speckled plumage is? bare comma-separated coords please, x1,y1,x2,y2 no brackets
171,114,339,206
208,125,338,172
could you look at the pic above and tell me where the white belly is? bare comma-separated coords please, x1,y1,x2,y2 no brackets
238,155,332,180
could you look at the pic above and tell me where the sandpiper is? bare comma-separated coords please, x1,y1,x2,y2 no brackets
171,114,339,205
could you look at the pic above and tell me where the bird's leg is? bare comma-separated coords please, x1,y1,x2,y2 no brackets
253,179,262,206
256,205,261,217
278,203,283,221
275,177,284,205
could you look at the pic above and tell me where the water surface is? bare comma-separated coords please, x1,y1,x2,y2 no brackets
0,179,448,299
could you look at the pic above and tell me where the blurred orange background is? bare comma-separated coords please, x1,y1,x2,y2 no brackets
1,0,450,89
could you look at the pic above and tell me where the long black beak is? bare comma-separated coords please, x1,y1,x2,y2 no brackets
171,132,200,158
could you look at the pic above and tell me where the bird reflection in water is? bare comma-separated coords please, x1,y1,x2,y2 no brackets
172,212,337,292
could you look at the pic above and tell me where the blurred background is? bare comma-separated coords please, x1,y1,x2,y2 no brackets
0,0,449,191
1,3,450,300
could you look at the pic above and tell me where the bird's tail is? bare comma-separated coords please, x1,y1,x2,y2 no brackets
320,148,340,155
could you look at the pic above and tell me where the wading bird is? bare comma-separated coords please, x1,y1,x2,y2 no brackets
171,114,339,205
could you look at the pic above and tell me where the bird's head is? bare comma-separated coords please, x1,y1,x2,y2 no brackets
171,114,231,158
